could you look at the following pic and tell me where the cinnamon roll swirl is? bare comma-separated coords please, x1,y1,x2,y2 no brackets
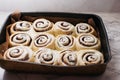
33,48,59,65
10,21,32,34
59,50,78,66
32,33,55,51
33,18,54,34
53,21,75,36
76,33,100,50
75,23,96,36
3,46,33,61
55,35,76,50
77,49,104,65
9,33,32,47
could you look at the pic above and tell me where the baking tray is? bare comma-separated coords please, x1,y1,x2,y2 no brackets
0,12,111,75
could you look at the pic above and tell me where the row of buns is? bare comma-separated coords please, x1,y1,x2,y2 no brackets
4,46,104,66
9,18,97,37
8,32,100,51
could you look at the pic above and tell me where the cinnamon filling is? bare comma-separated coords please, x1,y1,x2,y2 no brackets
83,52,101,65
42,53,53,61
14,22,30,31
62,54,77,66
77,25,91,33
61,50,77,66
20,54,29,61
67,54,76,63
35,35,51,47
61,22,69,27
58,36,74,47
12,33,32,46
36,51,54,64
7,49,30,61
79,35,97,47
9,49,21,58
58,22,70,30
36,21,47,28
34,21,52,32
59,36,70,46
85,54,96,62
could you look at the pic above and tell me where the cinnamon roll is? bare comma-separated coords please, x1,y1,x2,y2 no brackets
3,46,33,61
32,32,55,51
77,49,104,65
75,23,96,36
53,21,75,36
76,33,100,50
33,18,54,34
10,21,32,34
58,50,78,66
9,33,32,47
55,35,76,50
33,48,59,65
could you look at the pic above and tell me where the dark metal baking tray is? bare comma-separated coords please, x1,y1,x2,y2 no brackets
0,12,111,75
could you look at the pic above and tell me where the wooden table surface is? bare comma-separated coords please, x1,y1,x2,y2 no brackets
0,12,120,80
